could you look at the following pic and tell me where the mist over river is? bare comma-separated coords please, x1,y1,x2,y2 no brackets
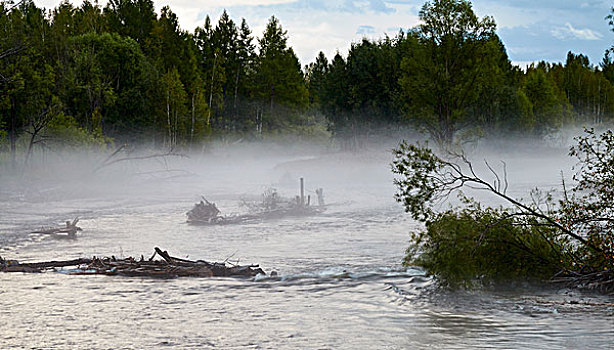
0,141,612,349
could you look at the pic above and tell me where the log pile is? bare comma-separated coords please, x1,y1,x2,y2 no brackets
0,247,265,278
186,197,224,224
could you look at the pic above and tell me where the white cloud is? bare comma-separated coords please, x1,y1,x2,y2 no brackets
31,0,613,65
551,23,603,41
356,25,376,35
280,2,418,63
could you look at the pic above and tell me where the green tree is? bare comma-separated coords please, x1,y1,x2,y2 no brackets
392,133,613,290
601,51,614,85
48,1,77,66
104,0,156,46
227,18,256,132
399,0,499,147
305,51,328,107
74,0,106,34
466,36,525,135
319,53,351,139
160,67,188,147
558,52,614,123
66,32,153,139
211,10,238,130
187,78,210,144
194,16,225,132
0,0,57,167
345,37,405,129
253,16,308,133
522,65,568,134
148,6,184,72
149,6,206,144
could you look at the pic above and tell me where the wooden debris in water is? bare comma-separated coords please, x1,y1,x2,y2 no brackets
186,197,224,223
550,270,614,295
187,178,326,225
0,247,265,278
31,218,82,237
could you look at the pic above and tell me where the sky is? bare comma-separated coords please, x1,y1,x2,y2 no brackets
33,0,614,67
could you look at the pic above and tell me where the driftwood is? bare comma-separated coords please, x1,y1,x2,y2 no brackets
186,197,223,223
0,247,265,278
188,178,326,225
31,218,82,237
94,145,186,172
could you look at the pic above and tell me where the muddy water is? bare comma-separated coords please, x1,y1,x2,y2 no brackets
0,146,612,349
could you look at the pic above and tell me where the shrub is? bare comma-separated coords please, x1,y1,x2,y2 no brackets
393,129,613,291
406,198,568,288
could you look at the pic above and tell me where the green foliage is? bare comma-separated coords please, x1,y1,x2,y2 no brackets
392,141,443,222
394,129,614,290
252,16,308,133
305,51,328,107
312,2,614,143
312,35,407,149
67,32,154,135
522,67,567,134
104,0,156,46
2,0,614,161
407,200,566,288
160,67,188,147
46,112,110,149
601,51,614,86
317,53,350,126
562,128,614,271
399,0,500,146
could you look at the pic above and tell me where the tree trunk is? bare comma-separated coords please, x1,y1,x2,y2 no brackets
234,67,240,109
270,85,275,116
173,109,178,146
166,86,171,147
191,93,195,144
9,96,17,169
25,127,37,165
209,54,217,130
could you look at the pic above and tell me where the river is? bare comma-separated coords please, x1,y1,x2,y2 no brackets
1,142,612,349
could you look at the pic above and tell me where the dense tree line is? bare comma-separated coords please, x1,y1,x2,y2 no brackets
308,2,614,147
1,0,614,164
0,0,308,166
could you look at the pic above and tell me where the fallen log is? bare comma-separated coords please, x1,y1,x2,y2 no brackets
31,218,82,237
6,257,93,270
0,247,266,279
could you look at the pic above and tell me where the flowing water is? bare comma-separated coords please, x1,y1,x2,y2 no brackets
0,143,612,349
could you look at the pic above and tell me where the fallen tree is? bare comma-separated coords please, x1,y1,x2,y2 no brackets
31,218,82,237
392,128,614,293
94,144,186,172
0,247,266,278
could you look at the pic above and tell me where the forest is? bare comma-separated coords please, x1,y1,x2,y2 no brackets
1,0,614,166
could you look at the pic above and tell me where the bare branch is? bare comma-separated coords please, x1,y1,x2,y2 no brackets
502,161,508,194
93,148,187,172
484,159,501,192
